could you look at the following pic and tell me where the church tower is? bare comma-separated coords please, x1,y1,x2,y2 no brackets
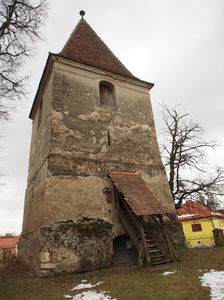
19,13,184,276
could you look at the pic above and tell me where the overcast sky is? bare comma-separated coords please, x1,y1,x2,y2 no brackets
0,0,224,235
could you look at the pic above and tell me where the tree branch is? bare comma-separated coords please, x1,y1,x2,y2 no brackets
159,104,224,209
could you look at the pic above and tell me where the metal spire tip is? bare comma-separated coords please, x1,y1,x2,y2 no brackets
79,10,85,19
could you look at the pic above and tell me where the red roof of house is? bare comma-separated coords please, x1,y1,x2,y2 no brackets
177,200,224,221
109,171,171,216
59,18,136,79
0,235,20,249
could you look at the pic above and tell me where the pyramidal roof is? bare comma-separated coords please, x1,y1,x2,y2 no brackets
59,18,136,79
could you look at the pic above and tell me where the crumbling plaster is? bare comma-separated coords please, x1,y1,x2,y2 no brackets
23,58,175,233
20,56,179,276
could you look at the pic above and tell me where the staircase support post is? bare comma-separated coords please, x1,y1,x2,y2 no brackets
139,221,150,265
138,245,144,267
157,215,180,262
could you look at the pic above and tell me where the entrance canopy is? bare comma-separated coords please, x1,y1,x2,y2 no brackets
109,171,171,216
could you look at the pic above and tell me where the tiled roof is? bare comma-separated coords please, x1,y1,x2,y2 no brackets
109,171,171,216
177,200,224,221
0,235,20,249
59,19,136,79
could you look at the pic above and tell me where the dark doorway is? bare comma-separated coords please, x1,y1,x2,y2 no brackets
113,235,138,266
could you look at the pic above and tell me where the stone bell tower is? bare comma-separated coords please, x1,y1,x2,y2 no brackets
19,12,184,276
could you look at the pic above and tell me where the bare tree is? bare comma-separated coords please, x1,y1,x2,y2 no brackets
160,104,224,210
0,0,47,120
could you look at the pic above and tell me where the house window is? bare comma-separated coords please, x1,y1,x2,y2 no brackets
191,224,202,232
99,81,115,106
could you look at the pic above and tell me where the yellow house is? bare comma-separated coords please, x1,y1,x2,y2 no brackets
177,201,224,247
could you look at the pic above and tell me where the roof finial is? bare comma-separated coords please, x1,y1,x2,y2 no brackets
79,10,85,19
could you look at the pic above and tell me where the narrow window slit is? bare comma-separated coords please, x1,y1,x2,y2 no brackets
107,131,111,146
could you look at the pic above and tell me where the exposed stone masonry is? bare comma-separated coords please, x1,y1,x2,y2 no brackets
20,218,112,277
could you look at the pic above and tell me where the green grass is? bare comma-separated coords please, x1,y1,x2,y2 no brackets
1,247,224,300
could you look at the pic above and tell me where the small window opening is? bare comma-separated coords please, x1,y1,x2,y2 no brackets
192,224,202,232
100,81,115,106
107,131,111,146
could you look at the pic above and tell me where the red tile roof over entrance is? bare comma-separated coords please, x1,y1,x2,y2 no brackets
177,200,224,221
0,235,20,249
109,171,171,216
60,19,136,79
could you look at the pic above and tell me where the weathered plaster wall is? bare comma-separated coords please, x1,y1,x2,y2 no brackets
23,59,175,233
42,176,115,228
24,174,123,234
19,230,41,272
27,73,53,184
22,160,48,232
22,73,53,232
21,58,179,275
47,60,175,212
142,173,175,211
49,62,158,175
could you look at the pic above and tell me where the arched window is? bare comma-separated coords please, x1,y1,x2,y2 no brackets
99,81,115,106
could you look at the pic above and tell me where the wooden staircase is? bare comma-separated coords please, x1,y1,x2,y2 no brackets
118,199,168,267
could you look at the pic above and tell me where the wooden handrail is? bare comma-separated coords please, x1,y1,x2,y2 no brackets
117,206,141,252
116,190,142,232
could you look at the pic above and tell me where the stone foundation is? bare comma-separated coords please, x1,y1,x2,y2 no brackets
19,218,113,277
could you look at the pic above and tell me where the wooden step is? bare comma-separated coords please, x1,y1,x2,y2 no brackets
149,249,162,253
136,235,153,240
149,254,166,259
150,255,167,261
151,260,168,266
148,264,170,272
146,244,160,248
150,256,166,261
149,253,166,259
137,239,154,244
150,258,167,264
